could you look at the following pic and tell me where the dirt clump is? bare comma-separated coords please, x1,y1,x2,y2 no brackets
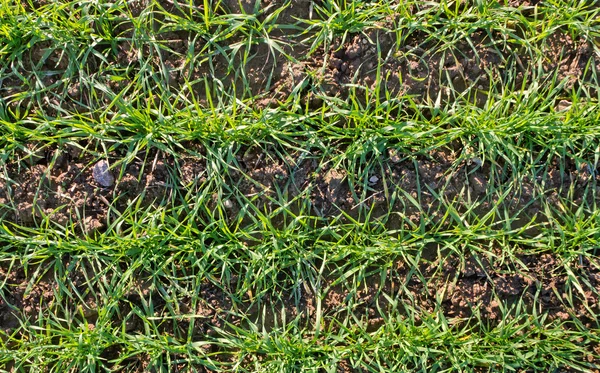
6,3,599,118
0,145,183,235
2,141,598,238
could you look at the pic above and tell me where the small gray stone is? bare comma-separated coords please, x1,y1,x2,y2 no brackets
92,160,114,187
556,100,571,112
369,175,379,184
470,157,483,167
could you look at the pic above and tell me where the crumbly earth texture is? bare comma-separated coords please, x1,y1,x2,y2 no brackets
1,0,600,372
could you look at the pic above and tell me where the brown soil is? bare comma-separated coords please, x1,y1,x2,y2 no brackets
2,1,600,371
1,249,599,370
1,140,597,234
4,1,600,117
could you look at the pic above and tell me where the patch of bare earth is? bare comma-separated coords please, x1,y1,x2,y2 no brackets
1,140,597,233
1,250,598,369
5,2,599,117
